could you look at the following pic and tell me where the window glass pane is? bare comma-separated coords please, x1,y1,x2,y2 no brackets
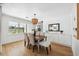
9,21,27,34
19,23,26,33
9,21,18,34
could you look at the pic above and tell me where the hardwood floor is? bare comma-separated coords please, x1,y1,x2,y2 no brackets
2,40,73,56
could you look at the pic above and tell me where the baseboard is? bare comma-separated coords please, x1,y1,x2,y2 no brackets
52,41,72,48
2,40,24,46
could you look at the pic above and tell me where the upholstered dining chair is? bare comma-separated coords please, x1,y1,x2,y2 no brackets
28,33,38,52
36,32,46,41
26,33,52,55
39,33,52,55
36,31,45,36
24,33,30,48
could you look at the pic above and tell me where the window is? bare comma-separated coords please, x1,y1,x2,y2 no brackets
9,21,18,34
19,23,26,33
9,21,26,35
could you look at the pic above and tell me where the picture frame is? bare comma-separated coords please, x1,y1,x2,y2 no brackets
48,23,60,32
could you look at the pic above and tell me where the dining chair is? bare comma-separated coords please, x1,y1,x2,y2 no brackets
24,33,30,48
36,31,44,36
36,32,46,41
39,35,52,55
28,33,38,52
27,33,52,55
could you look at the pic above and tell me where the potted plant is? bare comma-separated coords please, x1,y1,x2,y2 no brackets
38,28,41,31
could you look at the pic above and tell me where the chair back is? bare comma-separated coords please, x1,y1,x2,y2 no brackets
45,33,53,42
24,33,29,45
28,33,35,45
40,32,44,36
36,31,44,36
36,31,40,35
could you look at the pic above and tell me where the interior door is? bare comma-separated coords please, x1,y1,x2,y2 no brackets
77,3,79,39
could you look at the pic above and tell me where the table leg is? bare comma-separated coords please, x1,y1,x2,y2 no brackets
49,45,51,51
37,40,40,53
38,44,40,53
46,47,48,55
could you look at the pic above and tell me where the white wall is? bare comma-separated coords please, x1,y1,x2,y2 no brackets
1,14,32,44
43,15,72,34
43,14,73,47
44,32,72,47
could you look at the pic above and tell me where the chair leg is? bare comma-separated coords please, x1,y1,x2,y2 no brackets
24,41,26,47
27,44,30,49
28,44,31,49
33,45,35,52
49,45,51,51
46,47,48,55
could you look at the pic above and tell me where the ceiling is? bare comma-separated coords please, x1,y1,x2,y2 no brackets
2,3,75,21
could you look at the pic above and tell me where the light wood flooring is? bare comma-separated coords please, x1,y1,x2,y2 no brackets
2,40,73,56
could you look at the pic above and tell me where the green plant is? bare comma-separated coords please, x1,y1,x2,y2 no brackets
38,28,41,31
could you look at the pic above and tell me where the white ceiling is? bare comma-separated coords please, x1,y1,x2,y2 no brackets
2,3,75,21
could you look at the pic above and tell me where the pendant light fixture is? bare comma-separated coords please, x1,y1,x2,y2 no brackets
32,13,38,25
